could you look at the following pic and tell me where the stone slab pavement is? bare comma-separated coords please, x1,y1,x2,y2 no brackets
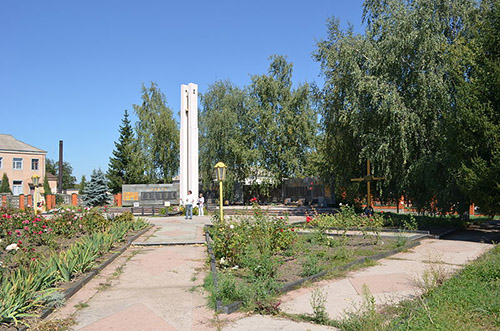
51,215,215,331
50,215,336,330
277,238,493,320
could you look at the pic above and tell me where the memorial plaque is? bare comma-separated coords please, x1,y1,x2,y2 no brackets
122,183,179,207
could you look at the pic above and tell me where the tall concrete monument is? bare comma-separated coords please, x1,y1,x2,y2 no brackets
179,83,199,203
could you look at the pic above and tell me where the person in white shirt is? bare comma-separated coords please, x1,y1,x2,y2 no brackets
185,190,194,219
197,193,205,216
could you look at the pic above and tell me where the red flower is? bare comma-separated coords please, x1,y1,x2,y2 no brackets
280,229,284,232
7,231,12,235
31,257,36,261
250,197,257,202
369,218,373,222
380,211,384,214
306,216,312,223
18,240,22,245
291,228,294,232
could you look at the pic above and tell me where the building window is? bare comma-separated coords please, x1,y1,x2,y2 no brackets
13,158,23,170
13,180,23,196
31,159,39,171
0,156,2,169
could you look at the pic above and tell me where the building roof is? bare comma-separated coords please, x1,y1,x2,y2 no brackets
47,173,58,181
0,134,47,154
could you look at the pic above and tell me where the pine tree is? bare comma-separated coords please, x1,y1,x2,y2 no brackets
82,170,110,207
107,109,136,193
0,173,11,193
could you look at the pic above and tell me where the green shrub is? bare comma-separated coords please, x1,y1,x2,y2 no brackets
209,203,297,267
301,255,323,277
112,212,134,223
311,205,384,230
241,243,279,280
203,272,244,308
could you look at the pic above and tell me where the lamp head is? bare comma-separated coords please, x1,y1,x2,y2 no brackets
214,162,227,181
31,175,40,187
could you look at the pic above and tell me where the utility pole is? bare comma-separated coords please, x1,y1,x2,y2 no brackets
58,140,63,194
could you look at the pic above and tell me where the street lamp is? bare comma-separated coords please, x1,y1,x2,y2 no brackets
31,175,40,215
214,162,227,221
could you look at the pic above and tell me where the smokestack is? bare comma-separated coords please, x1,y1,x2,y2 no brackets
58,140,63,194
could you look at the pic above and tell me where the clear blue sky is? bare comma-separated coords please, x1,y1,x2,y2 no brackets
1,0,365,181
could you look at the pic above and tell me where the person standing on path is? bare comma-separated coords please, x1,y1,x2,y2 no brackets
197,193,205,216
185,190,194,219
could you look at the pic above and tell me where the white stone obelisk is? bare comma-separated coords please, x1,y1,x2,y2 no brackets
179,83,199,203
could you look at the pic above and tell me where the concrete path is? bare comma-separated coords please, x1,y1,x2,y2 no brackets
51,215,215,330
51,215,334,330
277,238,492,320
48,215,494,330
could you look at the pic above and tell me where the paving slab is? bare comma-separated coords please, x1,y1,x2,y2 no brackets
143,216,211,244
72,244,212,330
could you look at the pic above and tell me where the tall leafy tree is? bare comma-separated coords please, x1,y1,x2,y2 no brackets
453,0,500,215
199,80,255,201
249,55,317,186
107,109,137,193
133,82,179,183
45,159,77,190
315,0,490,213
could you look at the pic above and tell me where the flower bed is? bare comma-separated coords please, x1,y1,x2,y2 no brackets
0,207,148,327
204,203,417,313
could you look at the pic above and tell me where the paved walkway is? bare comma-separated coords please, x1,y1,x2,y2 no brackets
278,238,491,319
51,216,215,330
48,215,494,331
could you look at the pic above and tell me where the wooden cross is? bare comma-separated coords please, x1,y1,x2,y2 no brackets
351,160,384,207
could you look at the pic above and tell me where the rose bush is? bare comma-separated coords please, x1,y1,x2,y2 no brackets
209,201,297,267
310,205,384,230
